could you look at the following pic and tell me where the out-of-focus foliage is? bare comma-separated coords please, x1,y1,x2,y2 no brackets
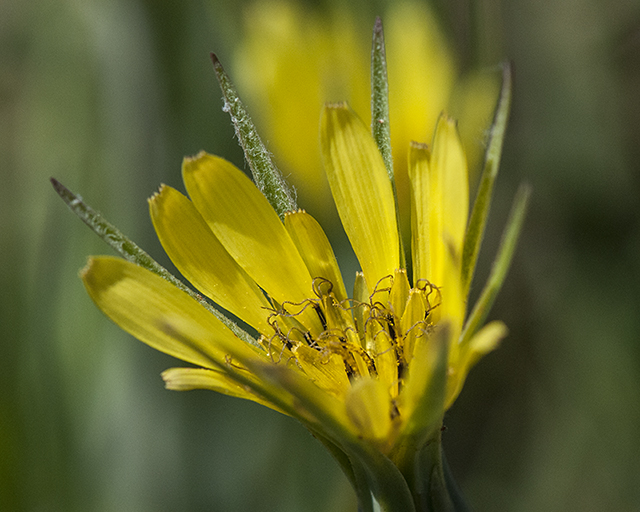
2,0,640,511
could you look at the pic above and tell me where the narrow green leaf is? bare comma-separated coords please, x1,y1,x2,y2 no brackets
370,17,405,268
371,17,393,180
461,63,512,294
461,183,531,345
210,53,297,219
50,178,258,347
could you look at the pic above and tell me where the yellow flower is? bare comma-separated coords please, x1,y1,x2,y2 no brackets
54,21,529,510
234,0,499,218
81,99,508,458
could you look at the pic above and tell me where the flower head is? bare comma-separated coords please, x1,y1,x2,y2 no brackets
81,99,518,455
56,21,529,512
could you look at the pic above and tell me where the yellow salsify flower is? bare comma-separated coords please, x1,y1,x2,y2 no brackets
234,0,499,217
54,25,528,510
81,106,500,446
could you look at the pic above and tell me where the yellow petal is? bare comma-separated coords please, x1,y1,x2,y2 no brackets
410,118,468,305
162,367,245,393
435,245,465,340
182,152,314,308
345,377,392,442
157,316,324,421
321,104,399,288
366,323,398,399
162,367,285,413
430,115,469,268
149,185,272,332
389,269,411,321
408,141,431,282
294,345,350,397
284,210,348,302
81,256,255,369
399,289,428,364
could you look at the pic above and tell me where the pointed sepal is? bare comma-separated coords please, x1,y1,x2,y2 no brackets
461,63,512,294
461,183,530,344
50,178,257,346
371,17,405,268
211,53,297,218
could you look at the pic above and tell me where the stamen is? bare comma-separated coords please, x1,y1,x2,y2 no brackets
264,334,288,364
415,278,442,313
264,275,440,394
312,302,328,330
311,276,334,297
369,274,394,302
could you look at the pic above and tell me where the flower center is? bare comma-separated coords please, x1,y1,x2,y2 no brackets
260,270,441,395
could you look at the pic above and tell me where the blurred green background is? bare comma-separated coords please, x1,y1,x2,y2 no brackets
2,0,640,510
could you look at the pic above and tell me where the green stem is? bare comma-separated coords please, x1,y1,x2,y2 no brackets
414,428,455,512
352,457,376,512
349,447,416,512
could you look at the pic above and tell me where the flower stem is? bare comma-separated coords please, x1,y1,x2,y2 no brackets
393,424,471,512
414,428,455,512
